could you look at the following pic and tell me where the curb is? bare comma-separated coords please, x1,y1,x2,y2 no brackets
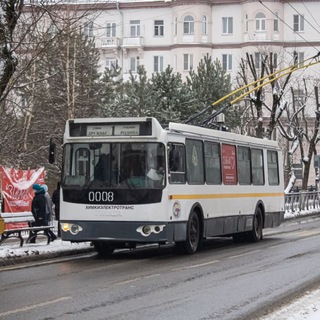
0,243,95,267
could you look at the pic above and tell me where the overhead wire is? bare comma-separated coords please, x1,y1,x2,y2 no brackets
285,0,320,37
185,52,320,124
258,0,320,53
301,0,320,30
193,1,320,127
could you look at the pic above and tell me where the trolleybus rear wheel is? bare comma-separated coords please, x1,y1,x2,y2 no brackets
250,207,263,242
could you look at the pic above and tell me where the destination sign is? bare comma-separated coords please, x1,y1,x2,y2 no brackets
69,120,152,137
87,124,140,136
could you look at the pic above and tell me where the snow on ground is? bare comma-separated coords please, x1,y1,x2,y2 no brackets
0,238,92,261
260,289,320,320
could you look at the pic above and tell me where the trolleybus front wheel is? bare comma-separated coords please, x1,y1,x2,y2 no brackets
93,241,115,257
176,210,201,254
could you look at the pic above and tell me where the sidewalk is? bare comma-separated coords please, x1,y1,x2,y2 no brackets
0,237,94,266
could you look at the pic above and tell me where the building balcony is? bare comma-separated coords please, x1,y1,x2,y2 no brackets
122,36,144,48
96,37,120,49
121,36,144,55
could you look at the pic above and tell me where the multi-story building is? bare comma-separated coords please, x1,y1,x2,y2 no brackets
25,0,320,187
77,0,320,84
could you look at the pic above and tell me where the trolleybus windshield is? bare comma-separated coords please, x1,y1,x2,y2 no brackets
62,142,166,190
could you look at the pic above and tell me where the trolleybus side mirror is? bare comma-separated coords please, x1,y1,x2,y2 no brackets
49,139,56,164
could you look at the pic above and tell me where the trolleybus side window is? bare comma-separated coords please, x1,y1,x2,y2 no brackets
267,150,279,185
221,144,237,185
238,146,251,185
252,148,264,185
168,143,186,184
186,139,204,184
204,141,221,185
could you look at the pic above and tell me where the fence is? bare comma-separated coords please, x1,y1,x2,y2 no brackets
285,191,320,215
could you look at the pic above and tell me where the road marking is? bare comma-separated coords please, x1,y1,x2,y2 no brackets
99,273,161,291
228,249,261,259
0,296,71,317
171,260,219,271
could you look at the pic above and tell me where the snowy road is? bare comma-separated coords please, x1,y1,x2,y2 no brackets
1,216,320,319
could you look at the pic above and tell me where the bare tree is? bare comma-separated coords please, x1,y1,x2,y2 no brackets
0,1,100,171
0,0,23,101
236,52,294,139
279,83,320,191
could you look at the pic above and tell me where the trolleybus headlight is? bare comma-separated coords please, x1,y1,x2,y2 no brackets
61,223,70,232
61,223,83,235
70,224,83,235
136,225,166,237
142,225,151,235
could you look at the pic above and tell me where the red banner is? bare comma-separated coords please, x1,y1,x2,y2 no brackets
0,166,45,229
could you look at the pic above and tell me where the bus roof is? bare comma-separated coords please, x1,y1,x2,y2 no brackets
168,122,279,149
65,117,279,149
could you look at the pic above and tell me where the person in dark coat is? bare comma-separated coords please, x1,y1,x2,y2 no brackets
30,184,56,243
51,181,61,237
94,153,111,182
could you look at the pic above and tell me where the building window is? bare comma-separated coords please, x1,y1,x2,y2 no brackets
83,21,94,37
294,51,304,66
274,13,279,32
255,12,266,31
130,57,140,72
272,52,278,68
154,56,164,72
222,54,232,71
254,52,266,69
293,14,304,32
106,22,116,37
293,88,304,105
222,17,233,34
48,24,58,38
130,20,140,36
184,15,194,35
106,58,118,70
154,20,164,36
183,54,193,71
245,14,249,32
202,15,208,34
174,17,177,36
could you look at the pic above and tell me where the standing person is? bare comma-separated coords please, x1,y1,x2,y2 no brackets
42,184,53,226
30,184,54,243
52,181,61,237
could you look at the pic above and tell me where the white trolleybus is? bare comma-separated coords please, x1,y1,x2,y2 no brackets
57,117,284,256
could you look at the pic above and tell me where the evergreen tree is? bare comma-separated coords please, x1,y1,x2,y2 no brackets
99,63,123,117
150,66,195,124
120,65,153,117
186,55,234,128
